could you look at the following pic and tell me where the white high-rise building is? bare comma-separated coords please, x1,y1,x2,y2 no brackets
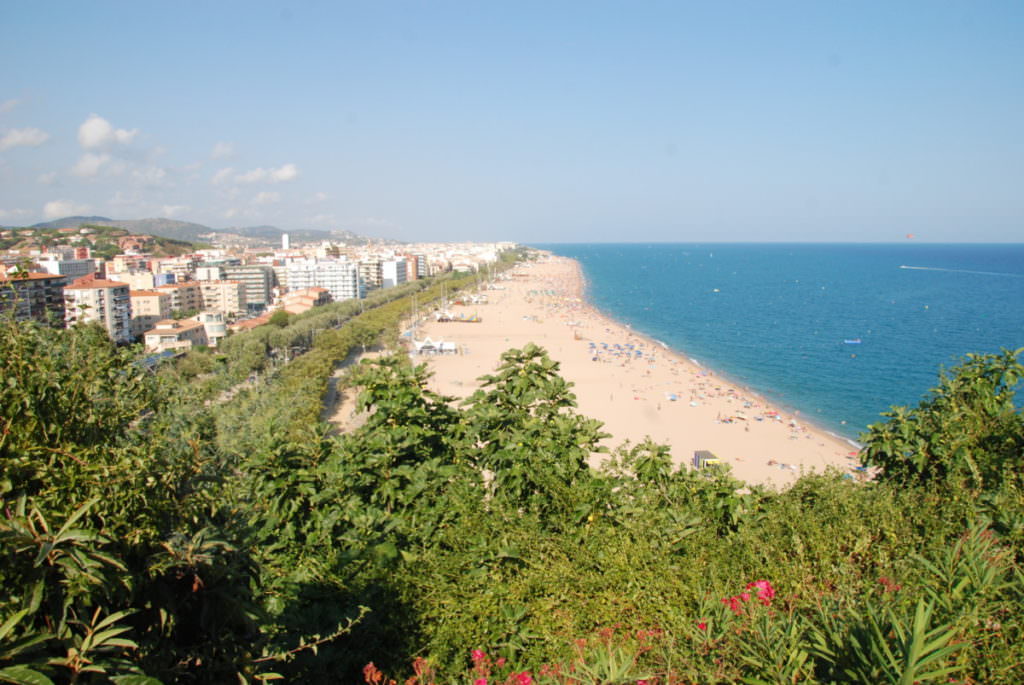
281,233,290,250
286,260,363,301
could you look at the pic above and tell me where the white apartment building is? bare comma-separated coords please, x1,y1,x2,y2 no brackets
286,260,364,301
64,276,133,344
380,259,408,288
37,255,96,280
109,269,156,291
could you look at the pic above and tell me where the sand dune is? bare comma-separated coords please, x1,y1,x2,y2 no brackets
408,254,861,488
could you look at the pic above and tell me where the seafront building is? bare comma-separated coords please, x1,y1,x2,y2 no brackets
3,231,518,342
286,260,364,302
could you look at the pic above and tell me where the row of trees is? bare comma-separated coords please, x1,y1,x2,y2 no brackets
1,251,1022,682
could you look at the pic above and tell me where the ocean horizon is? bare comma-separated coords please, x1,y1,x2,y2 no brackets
535,242,1024,441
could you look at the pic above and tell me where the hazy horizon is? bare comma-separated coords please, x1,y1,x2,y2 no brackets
2,2,1022,244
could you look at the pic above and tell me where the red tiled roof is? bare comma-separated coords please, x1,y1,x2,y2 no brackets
0,271,66,282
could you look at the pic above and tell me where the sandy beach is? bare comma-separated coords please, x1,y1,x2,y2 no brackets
407,254,861,488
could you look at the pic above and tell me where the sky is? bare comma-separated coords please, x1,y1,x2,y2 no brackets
1,1,1022,243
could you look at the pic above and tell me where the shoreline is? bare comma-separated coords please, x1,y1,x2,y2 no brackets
408,253,861,488
574,261,862,447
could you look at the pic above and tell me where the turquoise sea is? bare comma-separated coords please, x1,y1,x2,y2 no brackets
536,243,1024,441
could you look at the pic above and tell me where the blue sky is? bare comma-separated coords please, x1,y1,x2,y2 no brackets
1,1,1021,242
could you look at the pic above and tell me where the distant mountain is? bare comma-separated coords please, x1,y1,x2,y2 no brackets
31,216,113,229
24,217,394,246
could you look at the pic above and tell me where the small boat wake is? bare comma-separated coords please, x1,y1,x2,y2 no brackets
899,265,1024,278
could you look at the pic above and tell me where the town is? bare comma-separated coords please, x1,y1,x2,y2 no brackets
0,221,514,354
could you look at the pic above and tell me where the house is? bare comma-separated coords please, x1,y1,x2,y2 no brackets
143,319,209,353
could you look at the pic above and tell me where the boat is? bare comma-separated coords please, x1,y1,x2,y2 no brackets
843,338,862,344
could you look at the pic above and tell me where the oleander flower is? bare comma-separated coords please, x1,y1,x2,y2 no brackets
746,579,776,606
471,649,486,662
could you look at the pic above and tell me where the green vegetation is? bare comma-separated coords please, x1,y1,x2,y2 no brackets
1,254,1022,683
0,224,203,259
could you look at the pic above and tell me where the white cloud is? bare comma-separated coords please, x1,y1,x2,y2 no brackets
161,204,189,217
72,152,111,178
254,191,280,205
37,171,57,185
212,167,234,185
77,114,138,149
236,167,268,183
0,127,50,151
0,99,19,114
224,208,239,219
236,163,299,184
211,141,233,159
271,163,298,182
132,165,168,186
43,199,92,219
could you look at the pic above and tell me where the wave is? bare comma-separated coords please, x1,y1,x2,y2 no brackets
898,265,1024,278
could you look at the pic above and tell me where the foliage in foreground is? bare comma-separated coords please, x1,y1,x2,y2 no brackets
1,294,1022,682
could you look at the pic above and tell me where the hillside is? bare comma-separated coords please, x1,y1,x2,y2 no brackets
19,216,393,246
0,223,202,259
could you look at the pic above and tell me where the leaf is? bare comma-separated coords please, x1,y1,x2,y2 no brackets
0,666,55,685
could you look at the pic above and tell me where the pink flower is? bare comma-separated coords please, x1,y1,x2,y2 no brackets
514,672,533,685
746,580,776,606
474,680,487,685
722,596,744,615
496,657,506,667
697,620,707,631
471,649,486,663
739,592,751,602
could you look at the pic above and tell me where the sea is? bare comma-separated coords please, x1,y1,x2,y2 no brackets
536,243,1024,441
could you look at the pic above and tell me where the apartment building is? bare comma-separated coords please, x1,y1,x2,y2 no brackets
198,280,246,316
156,281,203,314
286,260,364,301
36,255,96,280
109,269,157,291
380,259,408,289
357,260,382,291
0,271,68,325
63,275,132,344
222,265,275,312
152,255,201,283
130,290,172,338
